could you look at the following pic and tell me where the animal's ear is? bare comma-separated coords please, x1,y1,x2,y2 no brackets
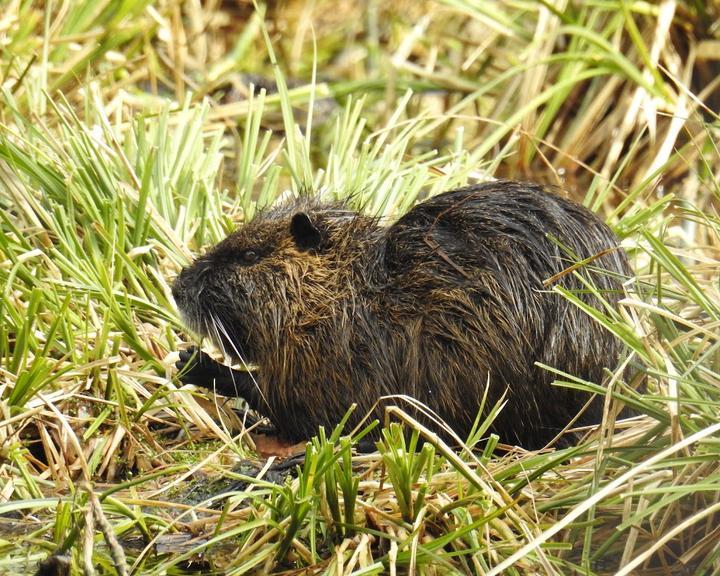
290,212,323,250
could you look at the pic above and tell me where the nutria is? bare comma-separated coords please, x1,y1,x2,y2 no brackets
172,180,632,449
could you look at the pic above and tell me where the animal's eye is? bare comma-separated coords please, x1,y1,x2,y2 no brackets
240,249,260,264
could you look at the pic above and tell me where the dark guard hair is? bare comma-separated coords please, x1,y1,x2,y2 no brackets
172,180,632,449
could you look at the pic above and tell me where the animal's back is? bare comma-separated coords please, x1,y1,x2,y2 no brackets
380,181,631,446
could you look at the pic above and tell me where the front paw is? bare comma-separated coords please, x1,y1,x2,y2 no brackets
176,346,224,386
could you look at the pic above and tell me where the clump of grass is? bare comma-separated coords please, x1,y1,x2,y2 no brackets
1,1,719,574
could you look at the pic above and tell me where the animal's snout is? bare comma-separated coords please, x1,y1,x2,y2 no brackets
172,261,208,303
171,266,191,302
172,259,221,308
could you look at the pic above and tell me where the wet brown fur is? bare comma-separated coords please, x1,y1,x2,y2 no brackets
172,181,632,448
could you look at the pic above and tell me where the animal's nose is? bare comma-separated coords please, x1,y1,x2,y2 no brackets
172,266,191,301
172,259,213,303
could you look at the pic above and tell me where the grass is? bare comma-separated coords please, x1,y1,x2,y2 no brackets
1,0,719,574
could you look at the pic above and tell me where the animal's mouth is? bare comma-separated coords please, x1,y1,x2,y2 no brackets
172,264,256,363
176,309,207,340
176,302,255,364
172,288,205,336
210,325,251,363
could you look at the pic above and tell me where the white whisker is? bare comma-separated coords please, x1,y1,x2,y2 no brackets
210,312,270,410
